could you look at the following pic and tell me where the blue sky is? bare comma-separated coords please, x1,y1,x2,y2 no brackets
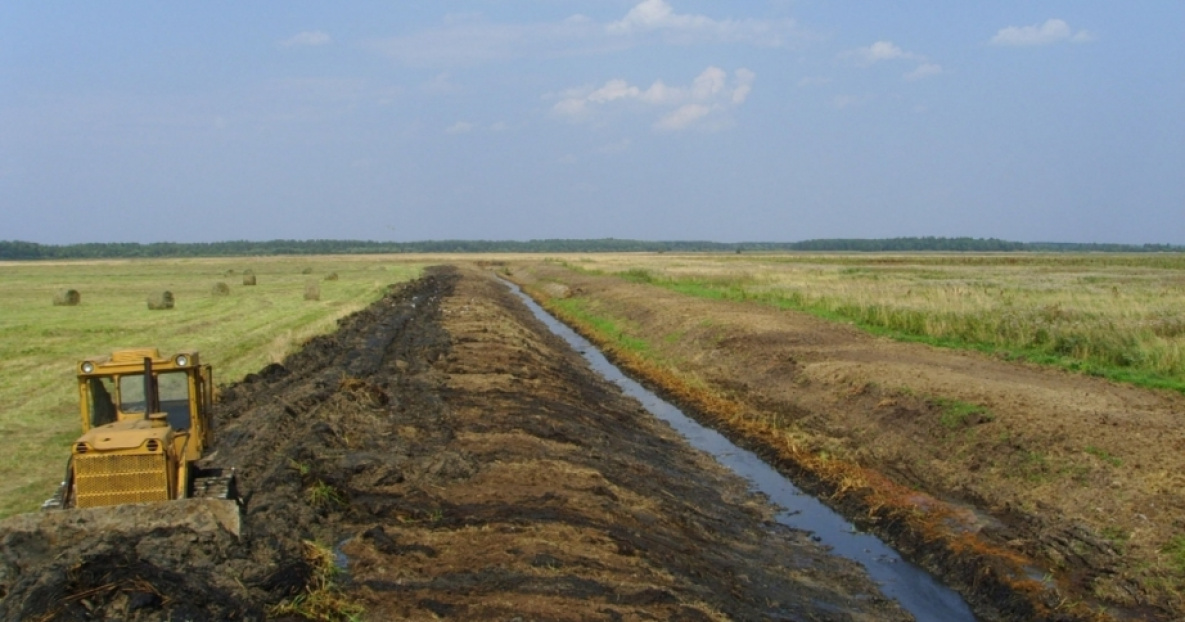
1,1,1182,244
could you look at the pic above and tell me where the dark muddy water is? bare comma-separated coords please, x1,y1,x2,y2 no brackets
506,280,977,622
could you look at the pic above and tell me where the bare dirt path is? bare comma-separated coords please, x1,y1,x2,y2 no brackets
0,266,910,621
510,262,1185,621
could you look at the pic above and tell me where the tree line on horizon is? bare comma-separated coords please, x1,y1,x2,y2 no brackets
0,238,1180,260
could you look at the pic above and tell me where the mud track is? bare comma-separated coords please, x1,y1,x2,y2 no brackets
0,266,910,621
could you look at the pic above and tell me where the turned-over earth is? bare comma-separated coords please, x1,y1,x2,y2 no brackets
0,266,910,621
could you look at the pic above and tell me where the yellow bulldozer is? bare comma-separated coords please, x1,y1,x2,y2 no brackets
42,348,237,511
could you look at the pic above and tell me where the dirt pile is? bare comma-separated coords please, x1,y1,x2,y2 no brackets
0,266,912,620
0,270,458,621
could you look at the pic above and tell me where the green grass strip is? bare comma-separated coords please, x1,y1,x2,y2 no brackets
610,271,1185,395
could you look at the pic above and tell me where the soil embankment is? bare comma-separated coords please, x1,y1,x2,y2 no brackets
0,266,910,621
510,262,1185,621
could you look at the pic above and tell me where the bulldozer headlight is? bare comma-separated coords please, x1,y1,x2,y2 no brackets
80,361,95,374
174,354,189,367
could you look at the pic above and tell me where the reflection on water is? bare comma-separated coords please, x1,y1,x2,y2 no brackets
505,279,977,622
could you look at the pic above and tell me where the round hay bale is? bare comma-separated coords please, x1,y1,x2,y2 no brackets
303,280,322,300
303,280,321,301
211,282,231,296
147,291,175,310
242,274,257,286
53,289,81,306
301,266,314,275
541,283,572,299
324,272,339,281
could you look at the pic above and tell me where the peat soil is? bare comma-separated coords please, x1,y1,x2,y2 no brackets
0,266,910,621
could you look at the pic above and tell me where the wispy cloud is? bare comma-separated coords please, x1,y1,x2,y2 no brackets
990,19,1094,47
841,40,943,81
551,66,755,132
607,0,799,46
445,121,474,135
905,62,944,81
280,31,332,48
369,1,807,67
843,41,921,65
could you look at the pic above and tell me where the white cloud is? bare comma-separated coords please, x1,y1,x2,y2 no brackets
990,19,1093,47
842,40,922,66
369,2,807,67
905,62,943,81
842,41,943,82
692,66,727,99
551,66,755,132
606,0,801,47
445,121,474,135
589,79,641,103
656,104,711,131
280,31,332,48
732,68,755,104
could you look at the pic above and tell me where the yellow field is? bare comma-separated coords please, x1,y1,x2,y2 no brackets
552,253,1185,390
0,255,426,517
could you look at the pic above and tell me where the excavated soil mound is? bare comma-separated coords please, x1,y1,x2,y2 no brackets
0,266,910,621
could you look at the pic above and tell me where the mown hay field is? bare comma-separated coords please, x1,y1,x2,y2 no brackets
0,255,425,517
554,253,1185,392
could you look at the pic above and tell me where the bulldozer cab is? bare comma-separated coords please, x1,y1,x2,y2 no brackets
86,371,193,430
78,348,213,449
42,348,234,512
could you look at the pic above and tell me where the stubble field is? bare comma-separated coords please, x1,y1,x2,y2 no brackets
554,253,1185,391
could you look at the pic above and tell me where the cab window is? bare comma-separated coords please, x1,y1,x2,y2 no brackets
117,372,191,429
86,377,117,427
119,375,147,413
158,372,191,429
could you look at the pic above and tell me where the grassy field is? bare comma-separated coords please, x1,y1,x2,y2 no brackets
552,253,1185,392
0,255,425,517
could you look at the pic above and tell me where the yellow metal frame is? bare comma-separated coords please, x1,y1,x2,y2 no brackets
68,348,213,508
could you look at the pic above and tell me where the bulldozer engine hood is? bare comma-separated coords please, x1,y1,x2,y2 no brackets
75,418,174,452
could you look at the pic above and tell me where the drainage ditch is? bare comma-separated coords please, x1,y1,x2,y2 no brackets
505,279,977,622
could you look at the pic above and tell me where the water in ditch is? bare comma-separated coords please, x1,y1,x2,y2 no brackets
505,280,977,622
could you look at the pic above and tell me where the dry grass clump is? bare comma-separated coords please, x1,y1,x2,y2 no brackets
268,540,364,621
324,272,339,281
301,266,314,275
243,269,257,286
52,289,80,306
211,282,231,296
304,281,321,301
147,291,175,310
